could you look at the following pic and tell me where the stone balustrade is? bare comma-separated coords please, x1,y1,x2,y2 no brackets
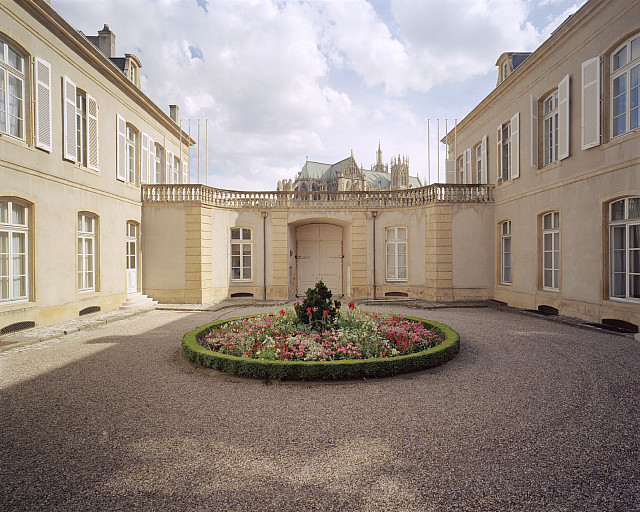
141,183,494,209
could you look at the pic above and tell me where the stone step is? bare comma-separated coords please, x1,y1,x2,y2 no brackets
120,293,158,310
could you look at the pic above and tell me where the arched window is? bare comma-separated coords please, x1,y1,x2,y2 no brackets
611,34,640,138
0,37,25,140
0,199,29,301
609,197,640,300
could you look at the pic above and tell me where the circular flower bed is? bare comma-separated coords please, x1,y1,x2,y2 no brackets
182,303,460,381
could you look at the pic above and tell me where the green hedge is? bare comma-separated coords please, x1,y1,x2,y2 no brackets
181,315,460,381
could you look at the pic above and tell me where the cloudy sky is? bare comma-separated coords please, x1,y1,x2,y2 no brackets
52,0,587,190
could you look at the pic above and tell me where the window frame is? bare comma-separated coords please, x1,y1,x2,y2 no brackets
0,37,26,140
610,34,640,138
543,91,559,166
0,198,29,302
230,227,252,281
76,89,88,167
154,143,163,184
608,197,640,302
385,226,408,282
77,212,97,292
501,123,511,181
500,220,512,285
541,212,560,290
125,124,138,184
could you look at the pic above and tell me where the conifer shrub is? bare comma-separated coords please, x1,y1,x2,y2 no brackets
294,280,341,332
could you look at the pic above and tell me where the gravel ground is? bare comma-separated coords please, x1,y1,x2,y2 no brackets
1,305,639,511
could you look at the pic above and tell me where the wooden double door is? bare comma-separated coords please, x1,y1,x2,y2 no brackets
296,224,343,297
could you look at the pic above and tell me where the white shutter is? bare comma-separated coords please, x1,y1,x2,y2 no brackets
464,148,472,184
459,152,466,184
34,58,52,152
63,75,76,162
182,161,188,184
87,94,99,170
481,135,488,185
166,150,173,184
116,114,126,181
148,136,155,184
141,133,149,184
510,112,520,179
582,57,600,149
496,125,502,181
445,159,455,184
531,95,538,169
558,75,570,160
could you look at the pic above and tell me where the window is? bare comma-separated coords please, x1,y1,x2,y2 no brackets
611,35,640,138
154,144,163,183
501,221,511,284
496,114,519,181
0,199,28,301
0,38,25,139
458,156,464,184
230,228,252,280
126,126,137,183
76,90,87,166
386,227,407,281
609,197,640,301
475,144,482,184
542,212,560,290
502,62,508,82
78,213,96,291
173,155,180,184
543,92,559,166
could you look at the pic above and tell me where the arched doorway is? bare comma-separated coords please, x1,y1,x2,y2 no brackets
296,224,343,296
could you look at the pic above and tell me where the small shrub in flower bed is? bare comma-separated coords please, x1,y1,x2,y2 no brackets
182,303,460,381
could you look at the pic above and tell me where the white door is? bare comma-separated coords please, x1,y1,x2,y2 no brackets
126,222,138,293
296,224,342,296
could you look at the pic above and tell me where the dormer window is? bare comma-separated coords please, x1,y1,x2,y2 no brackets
503,62,508,82
129,64,136,84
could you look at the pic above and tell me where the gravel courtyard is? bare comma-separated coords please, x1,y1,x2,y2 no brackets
1,305,639,511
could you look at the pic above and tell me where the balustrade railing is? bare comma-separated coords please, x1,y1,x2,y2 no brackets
141,183,494,209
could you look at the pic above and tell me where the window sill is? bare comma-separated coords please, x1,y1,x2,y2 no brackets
603,128,640,149
0,132,30,150
230,280,253,283
536,160,562,175
0,300,36,313
496,179,513,188
603,297,640,306
77,290,100,299
540,287,560,294
75,163,100,176
385,279,408,283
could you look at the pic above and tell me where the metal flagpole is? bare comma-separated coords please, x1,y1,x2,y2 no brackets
445,118,448,178
427,119,430,185
454,119,458,164
197,119,200,184
437,119,440,183
179,119,182,183
205,119,208,187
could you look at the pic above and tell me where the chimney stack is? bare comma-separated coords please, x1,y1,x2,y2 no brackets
169,105,179,123
87,24,116,58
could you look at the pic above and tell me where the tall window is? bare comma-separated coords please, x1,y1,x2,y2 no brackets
458,157,464,184
501,221,512,284
611,34,640,138
386,227,407,281
78,213,96,291
0,199,28,301
609,197,640,300
542,212,560,290
126,126,137,184
154,144,163,184
475,144,482,184
501,124,511,181
76,90,87,166
543,91,559,165
230,228,251,280
0,38,25,139
173,155,180,184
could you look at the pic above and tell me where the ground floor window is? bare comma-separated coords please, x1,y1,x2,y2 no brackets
78,212,96,291
542,212,559,290
610,197,640,300
0,199,28,301
386,226,407,281
501,221,511,284
231,228,251,280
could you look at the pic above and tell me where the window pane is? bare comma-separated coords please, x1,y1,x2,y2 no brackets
12,232,25,254
613,76,626,111
612,225,626,249
629,249,639,274
8,46,22,72
386,227,394,240
231,244,240,256
544,269,552,288
397,227,407,240
0,276,7,300
631,37,640,62
398,266,407,279
553,212,559,229
11,203,25,225
243,267,251,279
631,275,640,299
242,228,251,240
13,275,25,298
611,200,625,221
242,244,251,257
231,228,240,240
614,249,625,271
231,268,240,280
243,255,251,267
543,213,551,230
630,224,640,248
231,255,240,268
0,200,7,223
613,46,627,71
629,198,640,220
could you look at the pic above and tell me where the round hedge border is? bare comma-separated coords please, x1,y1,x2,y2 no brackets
182,314,460,381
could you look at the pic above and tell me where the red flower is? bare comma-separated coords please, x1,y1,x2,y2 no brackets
307,307,312,312
323,310,329,317
348,301,355,310
279,309,285,316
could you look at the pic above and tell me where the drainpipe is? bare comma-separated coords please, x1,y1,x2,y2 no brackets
261,211,268,300
371,211,377,300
